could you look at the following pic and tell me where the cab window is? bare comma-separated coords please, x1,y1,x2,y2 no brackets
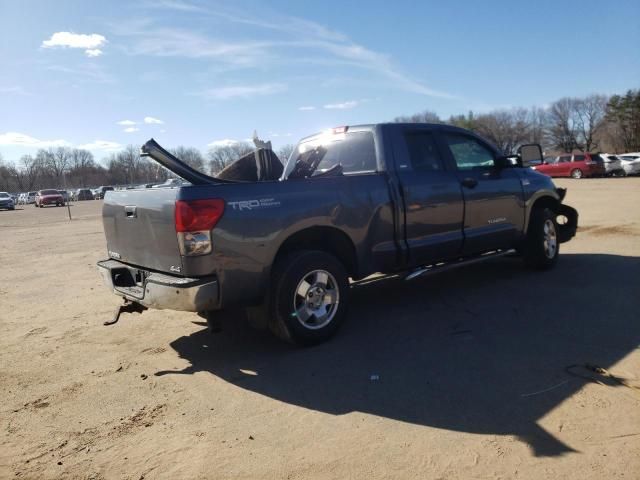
404,131,445,171
443,133,495,170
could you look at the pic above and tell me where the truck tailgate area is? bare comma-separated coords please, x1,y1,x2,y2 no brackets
102,188,183,274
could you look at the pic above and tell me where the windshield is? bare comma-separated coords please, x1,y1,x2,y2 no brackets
0,192,10,198
284,130,376,179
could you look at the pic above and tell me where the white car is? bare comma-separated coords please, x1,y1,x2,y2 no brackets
600,154,624,176
618,153,640,176
18,191,37,204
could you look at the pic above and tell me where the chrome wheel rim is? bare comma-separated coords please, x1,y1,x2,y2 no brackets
543,219,557,259
293,269,339,330
572,169,582,178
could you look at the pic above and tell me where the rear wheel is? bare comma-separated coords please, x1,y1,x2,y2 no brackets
570,168,583,179
523,208,559,270
269,250,349,346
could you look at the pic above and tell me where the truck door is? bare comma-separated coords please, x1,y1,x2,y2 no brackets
391,127,464,267
439,131,525,254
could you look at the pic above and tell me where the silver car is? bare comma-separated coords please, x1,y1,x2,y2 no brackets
619,154,640,176
600,154,624,176
0,191,15,210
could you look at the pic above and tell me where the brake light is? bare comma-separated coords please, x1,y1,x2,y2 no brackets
175,199,225,257
175,199,225,233
331,126,349,134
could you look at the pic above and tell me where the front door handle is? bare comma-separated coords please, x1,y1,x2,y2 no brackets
461,178,478,189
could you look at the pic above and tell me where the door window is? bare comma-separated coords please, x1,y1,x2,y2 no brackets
404,131,445,171
443,133,495,170
559,156,571,163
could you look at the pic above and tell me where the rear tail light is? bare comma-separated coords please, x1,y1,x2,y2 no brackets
175,199,225,256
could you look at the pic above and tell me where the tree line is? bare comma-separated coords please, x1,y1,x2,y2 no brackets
393,89,639,156
1,89,637,193
0,142,295,193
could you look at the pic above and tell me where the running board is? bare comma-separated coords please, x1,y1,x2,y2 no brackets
405,249,516,281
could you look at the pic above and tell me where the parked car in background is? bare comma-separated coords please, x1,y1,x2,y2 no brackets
57,190,71,202
151,178,187,188
19,191,37,204
35,189,65,207
0,191,15,210
94,186,114,199
599,154,624,176
618,154,640,176
532,153,606,178
75,188,94,201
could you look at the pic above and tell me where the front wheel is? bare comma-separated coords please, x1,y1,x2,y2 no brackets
523,208,559,270
269,250,349,346
570,168,583,179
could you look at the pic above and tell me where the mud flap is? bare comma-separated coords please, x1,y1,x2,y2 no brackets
556,204,578,243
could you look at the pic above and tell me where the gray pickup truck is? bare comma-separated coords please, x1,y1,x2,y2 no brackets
98,123,577,345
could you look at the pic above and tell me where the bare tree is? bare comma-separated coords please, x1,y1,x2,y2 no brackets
393,110,442,124
16,154,41,191
546,98,581,152
207,142,254,174
170,146,205,172
474,108,530,154
277,144,295,162
574,94,608,152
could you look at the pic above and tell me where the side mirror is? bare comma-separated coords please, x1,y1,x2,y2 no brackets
518,144,543,166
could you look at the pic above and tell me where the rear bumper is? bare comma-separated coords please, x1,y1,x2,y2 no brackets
97,259,219,312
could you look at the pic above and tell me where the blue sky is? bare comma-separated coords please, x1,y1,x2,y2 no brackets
1,0,638,162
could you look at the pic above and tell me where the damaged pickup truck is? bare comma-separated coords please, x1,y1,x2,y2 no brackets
97,123,578,345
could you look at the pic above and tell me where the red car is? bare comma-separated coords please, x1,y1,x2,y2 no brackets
532,153,606,179
35,189,65,207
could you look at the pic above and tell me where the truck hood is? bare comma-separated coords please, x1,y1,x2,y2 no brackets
141,139,283,184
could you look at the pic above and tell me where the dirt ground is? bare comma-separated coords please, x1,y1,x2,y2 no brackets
1,178,639,480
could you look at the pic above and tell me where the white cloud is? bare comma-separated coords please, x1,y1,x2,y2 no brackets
144,116,164,124
0,132,70,148
298,106,315,111
207,139,240,148
42,32,107,57
0,86,31,96
124,127,139,133
117,120,137,126
77,140,122,151
200,83,286,100
324,100,358,110
131,5,454,98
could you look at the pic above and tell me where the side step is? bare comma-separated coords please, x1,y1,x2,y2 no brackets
405,249,516,281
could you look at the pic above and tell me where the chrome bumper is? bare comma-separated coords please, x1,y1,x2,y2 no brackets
97,259,219,312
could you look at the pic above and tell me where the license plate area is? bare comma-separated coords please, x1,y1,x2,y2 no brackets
112,267,148,299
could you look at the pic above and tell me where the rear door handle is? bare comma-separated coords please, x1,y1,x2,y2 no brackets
461,178,478,189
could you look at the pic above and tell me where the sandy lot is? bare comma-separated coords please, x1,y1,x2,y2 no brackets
1,178,639,480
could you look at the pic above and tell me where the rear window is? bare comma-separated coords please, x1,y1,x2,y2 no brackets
40,189,59,195
590,154,604,163
573,155,585,162
285,131,376,178
404,131,445,171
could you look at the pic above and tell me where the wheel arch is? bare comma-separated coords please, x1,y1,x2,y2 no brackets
524,194,560,235
273,226,358,278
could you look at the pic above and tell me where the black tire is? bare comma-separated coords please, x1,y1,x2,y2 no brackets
523,208,559,270
269,250,349,346
570,169,583,179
